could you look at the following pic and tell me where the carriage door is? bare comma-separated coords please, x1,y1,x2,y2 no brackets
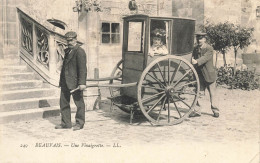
121,19,147,99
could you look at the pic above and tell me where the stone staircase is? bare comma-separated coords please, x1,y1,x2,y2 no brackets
0,56,61,123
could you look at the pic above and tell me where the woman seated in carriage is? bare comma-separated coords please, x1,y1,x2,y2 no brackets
149,28,168,57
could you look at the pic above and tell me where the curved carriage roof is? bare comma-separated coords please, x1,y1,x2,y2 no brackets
123,14,195,21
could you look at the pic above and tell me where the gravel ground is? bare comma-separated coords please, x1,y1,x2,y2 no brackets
0,87,259,163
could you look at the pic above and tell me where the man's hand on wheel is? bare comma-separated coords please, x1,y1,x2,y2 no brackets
78,85,86,91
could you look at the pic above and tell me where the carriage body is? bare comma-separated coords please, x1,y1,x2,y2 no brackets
121,15,195,99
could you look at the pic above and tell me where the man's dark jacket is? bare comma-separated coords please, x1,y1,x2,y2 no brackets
192,43,216,83
59,44,87,90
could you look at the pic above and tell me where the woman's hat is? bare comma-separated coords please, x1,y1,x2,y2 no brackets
152,28,166,37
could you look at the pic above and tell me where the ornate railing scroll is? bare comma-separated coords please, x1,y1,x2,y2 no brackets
20,17,33,55
36,26,50,69
55,40,67,73
17,8,69,86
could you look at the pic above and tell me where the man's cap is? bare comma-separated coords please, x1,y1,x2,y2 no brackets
65,31,77,40
195,32,207,36
195,32,207,39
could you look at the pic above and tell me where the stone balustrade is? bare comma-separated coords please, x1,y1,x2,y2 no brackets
17,8,81,86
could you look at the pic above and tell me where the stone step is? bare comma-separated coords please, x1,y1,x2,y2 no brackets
0,65,29,73
0,96,60,112
3,54,19,59
0,72,35,81
0,80,43,90
0,106,61,124
0,88,58,101
0,58,20,65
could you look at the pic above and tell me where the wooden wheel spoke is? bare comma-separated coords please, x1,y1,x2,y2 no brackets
173,69,192,87
142,85,165,91
141,91,165,102
168,59,170,85
174,91,197,96
143,80,163,88
170,96,182,118
143,79,157,85
147,73,166,88
157,97,167,122
170,60,182,85
168,97,170,123
175,95,192,110
156,63,167,86
117,66,122,71
147,94,166,114
175,80,197,88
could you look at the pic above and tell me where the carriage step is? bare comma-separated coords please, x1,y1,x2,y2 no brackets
0,106,60,124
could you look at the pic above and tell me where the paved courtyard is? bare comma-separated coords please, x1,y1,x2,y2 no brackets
0,87,259,163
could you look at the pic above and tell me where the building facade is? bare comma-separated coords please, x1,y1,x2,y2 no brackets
1,0,258,81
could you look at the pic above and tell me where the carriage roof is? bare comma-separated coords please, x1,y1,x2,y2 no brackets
123,14,196,21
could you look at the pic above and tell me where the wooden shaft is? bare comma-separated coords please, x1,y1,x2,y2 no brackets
70,82,137,94
86,75,121,81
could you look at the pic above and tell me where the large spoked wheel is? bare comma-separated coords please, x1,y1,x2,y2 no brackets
109,59,123,97
137,56,200,125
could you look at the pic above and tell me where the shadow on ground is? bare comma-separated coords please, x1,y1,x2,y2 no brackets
97,100,151,126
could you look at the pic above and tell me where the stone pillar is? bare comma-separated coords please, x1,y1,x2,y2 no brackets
4,0,18,57
0,0,7,59
48,35,59,86
78,11,101,110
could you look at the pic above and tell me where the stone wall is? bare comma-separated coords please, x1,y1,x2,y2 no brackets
241,0,260,53
0,0,78,59
172,0,204,32
0,0,19,57
16,0,78,31
204,0,242,24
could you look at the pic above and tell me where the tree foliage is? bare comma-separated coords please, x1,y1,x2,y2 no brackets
230,25,254,74
230,25,254,50
200,22,254,67
201,22,233,66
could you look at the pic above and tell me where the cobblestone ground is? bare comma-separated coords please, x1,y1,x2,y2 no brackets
0,87,259,163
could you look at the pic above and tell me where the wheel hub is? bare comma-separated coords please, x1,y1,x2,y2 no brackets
165,86,175,97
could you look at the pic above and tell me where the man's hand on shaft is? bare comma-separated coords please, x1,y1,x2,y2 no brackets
192,58,198,65
78,85,86,91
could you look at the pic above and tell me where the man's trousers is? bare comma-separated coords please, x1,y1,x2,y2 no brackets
60,85,85,128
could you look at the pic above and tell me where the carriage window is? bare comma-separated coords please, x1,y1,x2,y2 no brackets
127,21,144,52
101,22,120,44
149,20,169,56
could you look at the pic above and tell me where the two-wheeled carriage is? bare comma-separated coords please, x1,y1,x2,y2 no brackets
73,14,200,126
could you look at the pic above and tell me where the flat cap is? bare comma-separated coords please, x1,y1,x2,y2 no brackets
195,32,207,36
65,31,77,40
